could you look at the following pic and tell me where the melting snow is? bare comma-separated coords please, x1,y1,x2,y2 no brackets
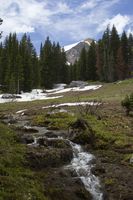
0,89,63,104
0,84,102,104
42,102,100,109
16,109,28,114
50,85,102,94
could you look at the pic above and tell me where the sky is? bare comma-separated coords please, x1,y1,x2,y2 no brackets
0,0,133,52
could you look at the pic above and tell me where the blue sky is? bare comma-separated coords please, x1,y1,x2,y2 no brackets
0,0,133,52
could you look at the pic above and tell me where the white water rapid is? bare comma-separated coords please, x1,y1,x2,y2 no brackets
69,141,103,200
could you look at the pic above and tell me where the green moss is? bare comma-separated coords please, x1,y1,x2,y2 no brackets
0,123,47,200
32,112,76,130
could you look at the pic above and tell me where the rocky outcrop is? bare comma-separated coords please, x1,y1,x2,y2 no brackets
65,38,94,64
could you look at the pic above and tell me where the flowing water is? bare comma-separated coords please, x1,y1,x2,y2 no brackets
11,119,103,200
69,141,103,200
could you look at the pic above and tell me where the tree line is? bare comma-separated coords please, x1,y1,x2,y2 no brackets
0,34,68,93
70,26,133,82
0,24,133,93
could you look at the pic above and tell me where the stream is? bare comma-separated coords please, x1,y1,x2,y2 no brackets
6,117,103,200
68,141,103,200
29,126,103,200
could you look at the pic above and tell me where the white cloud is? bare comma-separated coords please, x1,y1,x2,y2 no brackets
80,0,98,10
97,14,131,34
0,0,132,47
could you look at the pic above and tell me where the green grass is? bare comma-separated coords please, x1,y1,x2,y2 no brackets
32,112,77,130
0,123,47,200
0,78,133,115
0,78,133,114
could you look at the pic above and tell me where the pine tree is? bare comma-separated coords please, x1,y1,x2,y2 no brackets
32,50,40,88
102,26,110,82
96,39,104,81
19,34,34,91
110,25,120,81
117,46,125,80
86,41,97,80
40,37,53,88
120,31,130,79
128,33,133,75
78,47,87,80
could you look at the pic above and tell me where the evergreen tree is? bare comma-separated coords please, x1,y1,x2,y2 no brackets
117,46,125,80
32,50,40,88
40,36,53,88
110,25,120,81
102,26,110,82
120,31,130,79
96,39,104,81
19,34,34,91
128,33,133,75
78,47,87,80
86,41,97,80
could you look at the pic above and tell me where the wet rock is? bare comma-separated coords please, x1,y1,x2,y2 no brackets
21,134,34,144
23,126,39,133
69,81,88,88
91,165,106,176
15,126,39,134
45,131,58,138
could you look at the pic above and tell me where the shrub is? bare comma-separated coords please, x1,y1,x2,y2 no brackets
121,93,133,115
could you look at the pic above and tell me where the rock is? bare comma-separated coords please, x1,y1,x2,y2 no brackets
23,126,39,133
69,81,88,88
65,39,93,65
91,166,106,176
21,134,34,144
15,126,39,134
2,94,21,99
45,131,58,138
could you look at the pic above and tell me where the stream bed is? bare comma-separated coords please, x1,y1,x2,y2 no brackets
6,117,103,200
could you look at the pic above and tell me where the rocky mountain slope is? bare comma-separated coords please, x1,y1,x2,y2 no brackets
64,38,94,65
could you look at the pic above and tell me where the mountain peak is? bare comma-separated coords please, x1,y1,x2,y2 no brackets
64,38,94,65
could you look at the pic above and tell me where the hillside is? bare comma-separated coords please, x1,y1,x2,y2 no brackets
0,78,133,199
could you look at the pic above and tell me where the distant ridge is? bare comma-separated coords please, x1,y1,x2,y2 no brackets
64,38,94,65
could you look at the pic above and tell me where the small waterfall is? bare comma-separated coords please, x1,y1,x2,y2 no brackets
24,123,103,200
69,141,103,200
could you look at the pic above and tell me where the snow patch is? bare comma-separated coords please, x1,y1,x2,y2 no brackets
16,109,28,114
64,41,83,51
42,101,100,109
49,85,102,94
0,84,102,104
0,89,63,104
